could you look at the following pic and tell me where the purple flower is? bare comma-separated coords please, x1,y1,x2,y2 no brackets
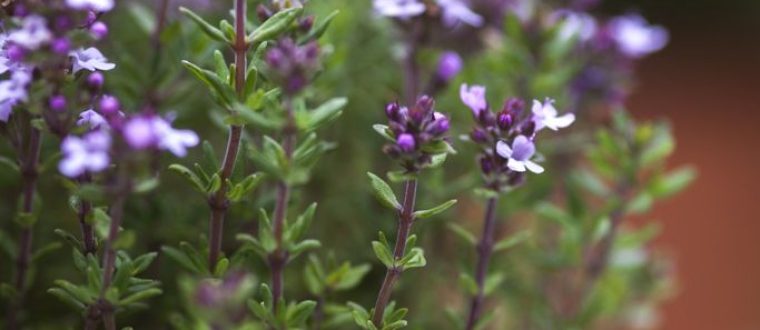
265,39,320,94
496,135,544,174
59,129,111,177
531,99,575,131
69,47,116,73
77,109,109,129
556,11,597,43
396,133,416,152
460,83,487,116
0,68,32,122
608,14,668,58
49,95,67,111
7,15,52,50
51,38,71,55
66,0,114,12
99,95,120,115
87,72,105,89
436,51,463,81
123,115,199,157
373,0,426,19
436,0,484,27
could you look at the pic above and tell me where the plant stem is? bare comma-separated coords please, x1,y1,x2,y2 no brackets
371,179,418,327
6,127,42,330
465,196,499,330
270,98,296,310
98,175,129,330
207,0,247,271
78,174,97,255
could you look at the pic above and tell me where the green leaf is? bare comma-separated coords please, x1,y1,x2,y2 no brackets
48,288,86,311
168,164,206,193
162,245,204,274
649,166,696,198
372,241,394,268
459,273,478,295
0,156,19,173
483,272,505,295
367,172,401,210
31,242,62,262
333,264,371,291
233,102,284,130
299,10,339,43
387,170,416,183
205,173,222,194
304,97,347,131
493,230,531,252
372,124,395,142
119,288,162,306
247,8,303,45
214,258,229,277
447,223,476,246
289,239,321,260
287,300,317,326
179,7,228,42
181,60,235,107
227,172,265,202
413,200,457,219
626,192,653,215
399,247,426,269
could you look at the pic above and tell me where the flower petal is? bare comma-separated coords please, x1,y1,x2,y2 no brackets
495,140,512,158
524,160,545,174
507,159,526,172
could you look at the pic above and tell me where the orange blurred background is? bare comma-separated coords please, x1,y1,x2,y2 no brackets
624,0,760,328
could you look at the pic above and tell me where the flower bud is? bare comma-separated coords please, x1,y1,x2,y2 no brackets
87,72,105,89
90,21,108,39
397,133,416,152
299,16,315,32
497,111,513,131
6,44,25,62
49,95,67,112
479,155,493,174
51,38,70,55
520,120,536,137
99,95,120,115
385,102,400,120
257,4,273,22
471,128,488,143
435,51,462,82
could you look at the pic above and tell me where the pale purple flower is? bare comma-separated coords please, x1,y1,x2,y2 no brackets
77,109,109,129
437,0,483,27
373,0,426,19
7,15,52,50
608,14,668,58
69,47,116,73
122,116,199,157
66,0,114,12
531,99,575,131
496,135,544,174
59,129,111,177
0,68,32,122
556,11,597,43
436,51,462,81
460,83,487,116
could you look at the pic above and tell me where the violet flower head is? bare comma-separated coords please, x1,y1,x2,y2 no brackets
69,47,116,74
381,95,452,171
436,0,484,27
122,115,199,157
265,39,320,95
556,10,598,43
496,135,544,174
59,129,111,177
436,51,463,82
66,0,115,12
531,98,575,131
608,14,668,58
373,0,426,19
460,84,487,117
7,15,52,50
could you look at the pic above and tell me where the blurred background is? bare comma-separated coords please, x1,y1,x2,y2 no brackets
625,0,760,328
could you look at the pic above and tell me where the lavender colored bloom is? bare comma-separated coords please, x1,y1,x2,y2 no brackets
51,38,71,55
437,0,484,27
373,0,426,19
396,133,416,152
531,99,575,131
265,39,320,94
496,135,544,174
460,84,487,116
99,95,120,115
556,11,598,43
77,109,109,129
7,15,52,50
0,68,32,122
59,129,111,177
436,51,463,81
122,115,199,157
608,14,668,58
87,72,105,88
69,47,116,73
66,0,114,12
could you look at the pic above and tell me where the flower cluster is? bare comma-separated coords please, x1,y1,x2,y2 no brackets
373,0,484,27
265,38,320,95
460,84,574,189
382,95,451,172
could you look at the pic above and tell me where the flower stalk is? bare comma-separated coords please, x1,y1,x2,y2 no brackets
465,196,498,330
371,178,418,326
207,0,248,271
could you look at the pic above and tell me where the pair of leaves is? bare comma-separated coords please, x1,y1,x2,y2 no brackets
248,284,316,328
